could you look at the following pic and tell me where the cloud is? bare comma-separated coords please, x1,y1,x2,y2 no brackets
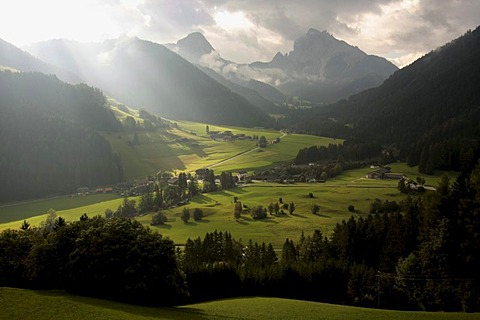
2,0,478,67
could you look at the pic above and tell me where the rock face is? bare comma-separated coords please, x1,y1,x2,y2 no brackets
250,28,398,103
169,28,398,104
167,32,215,64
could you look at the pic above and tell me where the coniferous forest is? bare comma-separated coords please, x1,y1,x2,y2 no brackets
0,71,123,201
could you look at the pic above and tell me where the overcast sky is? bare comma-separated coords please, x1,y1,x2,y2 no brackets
1,0,479,67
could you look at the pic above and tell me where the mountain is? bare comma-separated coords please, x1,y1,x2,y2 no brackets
166,32,216,64
245,80,286,104
199,66,282,114
168,29,397,105
27,37,272,127
0,71,123,201
0,38,81,83
167,32,286,107
314,27,480,173
250,28,398,103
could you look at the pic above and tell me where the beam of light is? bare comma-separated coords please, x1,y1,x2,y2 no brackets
0,0,125,46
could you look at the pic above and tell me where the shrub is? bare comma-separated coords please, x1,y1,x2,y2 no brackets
181,208,190,223
193,208,204,221
151,212,168,225
251,205,267,220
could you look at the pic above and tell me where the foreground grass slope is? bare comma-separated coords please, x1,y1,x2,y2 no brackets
0,287,477,320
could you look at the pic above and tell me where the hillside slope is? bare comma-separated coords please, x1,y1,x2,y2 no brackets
27,38,272,127
0,38,81,83
1,288,478,320
0,71,123,201
325,27,480,173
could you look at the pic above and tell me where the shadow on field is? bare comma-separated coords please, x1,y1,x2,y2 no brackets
49,290,211,320
156,224,172,229
230,187,248,194
196,219,210,223
192,194,213,204
259,218,278,224
213,190,233,197
191,145,207,158
274,214,291,218
293,213,308,219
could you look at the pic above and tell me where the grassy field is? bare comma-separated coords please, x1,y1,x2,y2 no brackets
103,120,340,180
1,287,477,320
0,196,126,231
0,194,120,224
0,164,458,247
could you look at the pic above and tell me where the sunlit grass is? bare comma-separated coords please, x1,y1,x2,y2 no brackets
1,287,477,320
0,194,120,224
103,120,339,179
0,197,128,231
0,165,459,245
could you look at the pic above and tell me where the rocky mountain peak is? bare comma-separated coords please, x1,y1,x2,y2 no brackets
176,32,214,57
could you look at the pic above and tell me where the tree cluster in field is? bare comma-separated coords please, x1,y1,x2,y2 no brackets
0,71,123,202
233,197,296,221
254,160,364,183
0,215,187,306
180,207,204,223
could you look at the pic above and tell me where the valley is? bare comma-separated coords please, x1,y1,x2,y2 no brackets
0,158,455,248
0,9,479,316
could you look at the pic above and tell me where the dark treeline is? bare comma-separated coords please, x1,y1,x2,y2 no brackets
294,140,384,165
180,161,480,311
0,215,188,306
0,72,123,201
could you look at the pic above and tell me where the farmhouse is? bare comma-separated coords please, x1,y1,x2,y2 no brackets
77,187,90,195
366,167,405,180
237,170,248,182
167,177,179,185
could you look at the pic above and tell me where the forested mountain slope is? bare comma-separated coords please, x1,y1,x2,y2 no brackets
317,27,480,173
27,37,273,127
0,71,123,201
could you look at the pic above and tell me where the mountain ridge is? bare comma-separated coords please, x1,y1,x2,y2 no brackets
0,38,82,83
314,26,480,173
168,29,398,105
27,37,272,127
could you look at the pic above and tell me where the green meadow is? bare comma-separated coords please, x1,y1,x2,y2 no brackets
103,120,341,179
0,164,458,247
0,194,120,224
1,287,477,320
